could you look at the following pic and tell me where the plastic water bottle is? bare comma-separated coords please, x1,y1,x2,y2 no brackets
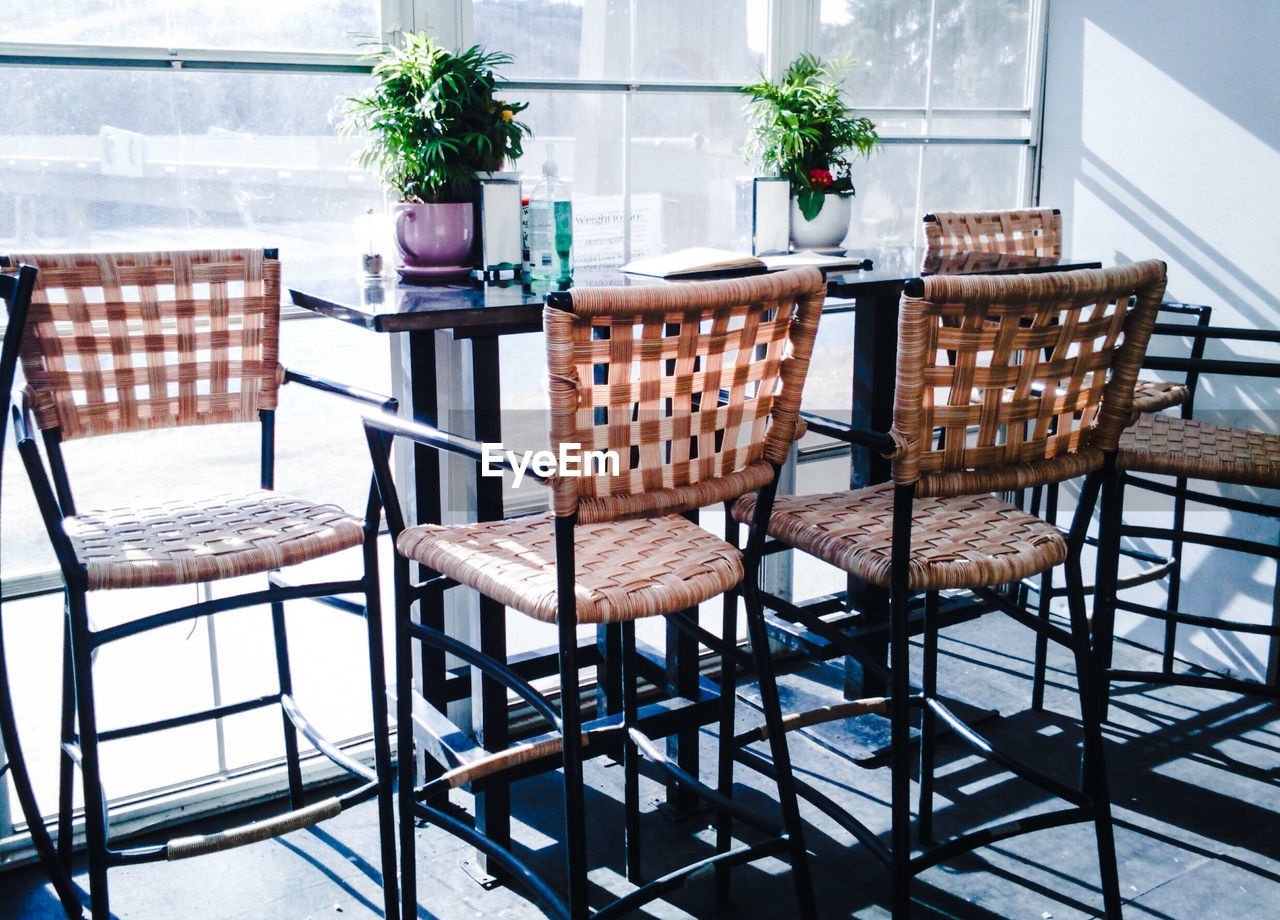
527,152,573,283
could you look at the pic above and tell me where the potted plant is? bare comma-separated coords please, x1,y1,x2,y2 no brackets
343,33,530,274
741,53,879,250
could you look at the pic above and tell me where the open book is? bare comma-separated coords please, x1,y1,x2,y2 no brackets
621,247,869,278
620,247,765,278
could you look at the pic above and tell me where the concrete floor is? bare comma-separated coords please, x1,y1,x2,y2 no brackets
3,613,1278,920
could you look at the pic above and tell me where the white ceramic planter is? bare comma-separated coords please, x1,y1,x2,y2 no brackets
789,194,852,250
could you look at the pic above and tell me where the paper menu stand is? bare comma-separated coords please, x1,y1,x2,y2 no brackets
476,178,523,280
735,177,790,256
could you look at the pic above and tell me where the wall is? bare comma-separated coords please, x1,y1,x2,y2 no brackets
1039,0,1280,680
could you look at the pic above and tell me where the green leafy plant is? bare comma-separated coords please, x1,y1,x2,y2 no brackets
741,53,879,221
342,32,530,203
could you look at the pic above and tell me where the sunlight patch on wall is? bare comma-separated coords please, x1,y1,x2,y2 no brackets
1078,19,1280,325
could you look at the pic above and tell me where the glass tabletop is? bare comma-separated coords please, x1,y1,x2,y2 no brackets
289,246,1097,335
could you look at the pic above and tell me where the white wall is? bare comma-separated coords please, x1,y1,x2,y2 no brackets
1040,0,1280,681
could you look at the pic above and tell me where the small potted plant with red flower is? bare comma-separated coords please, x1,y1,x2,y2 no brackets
741,53,879,249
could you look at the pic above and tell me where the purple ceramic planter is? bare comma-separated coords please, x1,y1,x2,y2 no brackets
393,201,475,268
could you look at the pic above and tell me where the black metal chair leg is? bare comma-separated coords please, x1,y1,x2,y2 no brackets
919,591,939,845
1031,483,1060,712
890,484,915,920
397,557,418,920
1161,471,1191,674
555,518,590,920
620,621,642,883
743,581,818,920
362,530,399,920
714,588,738,904
270,599,305,810
1067,549,1124,919
67,589,109,919
1092,465,1124,724
56,614,77,872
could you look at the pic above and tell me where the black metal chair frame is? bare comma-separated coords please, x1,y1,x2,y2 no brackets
10,251,401,920
758,410,1123,918
1025,301,1215,710
361,318,818,918
1,262,87,919
1093,313,1280,701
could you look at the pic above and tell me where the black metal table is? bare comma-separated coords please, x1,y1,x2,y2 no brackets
289,246,1100,871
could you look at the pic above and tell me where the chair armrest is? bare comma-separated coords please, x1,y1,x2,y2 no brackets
361,412,550,484
11,390,35,443
283,368,398,412
799,410,898,455
1142,355,1280,379
11,399,82,579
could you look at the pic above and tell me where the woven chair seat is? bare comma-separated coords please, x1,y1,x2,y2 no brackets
66,490,366,591
733,482,1067,592
1119,413,1280,488
396,512,743,624
1131,379,1189,415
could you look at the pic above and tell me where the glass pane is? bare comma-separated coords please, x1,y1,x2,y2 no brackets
820,0,931,108
928,0,1033,109
919,143,1028,216
474,0,767,82
1,440,56,577
0,66,382,284
631,92,751,253
474,0,585,80
929,115,1031,139
631,0,766,82
5,0,379,54
847,143,921,248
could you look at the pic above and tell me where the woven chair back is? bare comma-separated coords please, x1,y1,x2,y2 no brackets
924,208,1062,258
891,260,1167,497
7,249,281,440
545,267,825,523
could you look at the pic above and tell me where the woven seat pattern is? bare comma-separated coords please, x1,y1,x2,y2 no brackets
924,208,1062,257
733,483,1067,591
545,268,825,523
67,490,365,590
892,262,1167,496
397,513,743,624
1131,379,1188,415
1119,413,1280,488
10,249,281,439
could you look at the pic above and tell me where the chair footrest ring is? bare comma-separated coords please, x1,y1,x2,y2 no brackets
164,795,344,860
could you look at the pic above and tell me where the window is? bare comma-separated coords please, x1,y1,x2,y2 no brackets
819,0,1043,247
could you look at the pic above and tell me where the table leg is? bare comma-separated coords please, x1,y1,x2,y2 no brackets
468,335,511,883
845,291,899,700
597,624,622,718
663,509,702,816
393,331,447,774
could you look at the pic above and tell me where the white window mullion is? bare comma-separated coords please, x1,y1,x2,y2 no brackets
1026,0,1051,206
380,0,415,42
415,0,471,49
775,0,813,77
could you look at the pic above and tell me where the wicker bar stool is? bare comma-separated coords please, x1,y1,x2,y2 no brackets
1024,301,1214,709
922,209,1180,414
733,260,1168,918
6,249,399,919
1091,318,1280,701
362,268,825,920
923,207,1062,258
